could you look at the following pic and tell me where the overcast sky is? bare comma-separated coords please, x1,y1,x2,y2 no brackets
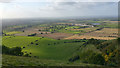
0,0,118,19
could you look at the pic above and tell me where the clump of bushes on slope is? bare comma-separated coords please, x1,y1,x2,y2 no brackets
87,38,105,45
69,50,105,65
2,45,23,56
2,45,30,57
28,33,37,36
95,38,120,67
69,55,80,62
68,38,119,66
86,38,119,66
87,53,105,65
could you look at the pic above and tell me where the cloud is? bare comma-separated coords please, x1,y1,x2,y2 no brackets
1,2,118,19
0,0,119,3
45,0,119,2
0,0,14,3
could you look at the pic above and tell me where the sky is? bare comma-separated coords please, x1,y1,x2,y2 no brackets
0,0,119,19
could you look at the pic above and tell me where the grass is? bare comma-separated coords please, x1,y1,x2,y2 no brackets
3,36,104,66
57,26,99,34
2,54,60,66
2,36,86,60
97,23,118,28
2,36,40,47
2,54,103,66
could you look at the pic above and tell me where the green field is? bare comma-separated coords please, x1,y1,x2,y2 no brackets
2,36,119,66
2,36,39,47
96,23,118,28
2,36,87,60
2,36,105,66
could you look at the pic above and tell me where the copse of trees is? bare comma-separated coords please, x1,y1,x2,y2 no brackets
69,55,80,62
87,38,105,45
9,47,23,56
2,45,23,56
28,33,36,36
69,50,105,65
2,45,31,57
117,37,120,44
87,53,105,65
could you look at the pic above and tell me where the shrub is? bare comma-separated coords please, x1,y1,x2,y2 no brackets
87,38,104,45
24,53,30,57
2,45,23,56
31,42,33,44
69,55,80,62
2,45,9,54
9,47,23,56
88,53,105,65
28,33,36,36
36,43,38,45
74,50,105,65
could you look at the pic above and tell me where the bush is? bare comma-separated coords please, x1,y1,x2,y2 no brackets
31,42,34,44
88,53,105,65
28,33,36,36
87,38,104,45
69,55,80,62
2,45,23,56
24,53,30,57
2,45,9,54
75,50,105,65
36,43,38,45
9,47,23,56
117,38,120,44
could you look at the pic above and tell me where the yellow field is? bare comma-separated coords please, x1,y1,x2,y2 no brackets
71,27,98,32
65,35,117,40
65,28,118,40
6,31,22,35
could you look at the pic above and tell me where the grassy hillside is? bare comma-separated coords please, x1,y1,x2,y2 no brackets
2,36,119,67
2,36,86,60
2,54,103,67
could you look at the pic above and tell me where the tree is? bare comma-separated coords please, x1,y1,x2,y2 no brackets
69,55,80,62
31,42,33,44
40,32,43,34
88,53,105,65
117,37,120,44
28,33,37,36
38,29,41,31
9,47,23,56
2,45,23,56
2,45,9,54
22,30,25,32
24,53,30,57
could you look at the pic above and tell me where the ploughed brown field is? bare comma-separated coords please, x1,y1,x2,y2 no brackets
64,28,118,40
